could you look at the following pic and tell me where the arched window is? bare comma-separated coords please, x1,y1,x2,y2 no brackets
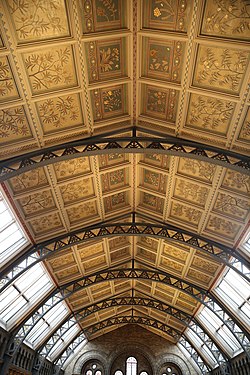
114,371,123,375
82,360,104,375
126,357,137,375
161,363,182,375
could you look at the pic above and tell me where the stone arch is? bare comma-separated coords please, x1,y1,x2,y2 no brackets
108,342,155,375
155,353,191,375
73,350,107,375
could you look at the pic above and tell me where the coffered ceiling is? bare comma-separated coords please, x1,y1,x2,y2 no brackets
0,0,249,345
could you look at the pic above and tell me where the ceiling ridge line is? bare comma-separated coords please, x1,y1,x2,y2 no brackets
46,165,71,233
92,155,105,220
175,0,199,136
198,166,224,235
163,156,177,222
227,77,250,150
71,0,93,135
0,5,43,149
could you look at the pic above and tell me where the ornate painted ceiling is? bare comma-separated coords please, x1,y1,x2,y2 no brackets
0,0,249,346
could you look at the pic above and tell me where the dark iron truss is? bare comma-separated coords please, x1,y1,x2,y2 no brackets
33,296,229,374
0,126,249,181
2,267,249,374
1,214,249,295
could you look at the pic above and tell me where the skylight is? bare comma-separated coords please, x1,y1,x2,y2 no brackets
25,301,69,349
47,322,80,361
0,263,53,330
0,190,28,265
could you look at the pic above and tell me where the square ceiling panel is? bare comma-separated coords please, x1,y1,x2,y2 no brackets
0,56,19,103
91,84,128,122
142,0,190,32
21,45,78,95
4,0,70,44
141,37,185,84
193,45,249,96
140,84,179,123
200,0,250,41
85,37,127,83
35,93,86,136
185,93,235,137
0,105,33,147
81,0,128,33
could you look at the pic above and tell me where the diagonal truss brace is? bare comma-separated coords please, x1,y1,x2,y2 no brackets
0,126,249,181
35,296,229,374
5,268,250,366
1,218,249,294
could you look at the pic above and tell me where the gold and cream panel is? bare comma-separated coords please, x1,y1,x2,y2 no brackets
0,0,249,158
0,0,133,159
6,154,133,239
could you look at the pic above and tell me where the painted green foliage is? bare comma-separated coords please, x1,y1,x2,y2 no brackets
149,43,170,72
103,88,122,112
96,0,120,22
99,44,120,73
147,89,166,113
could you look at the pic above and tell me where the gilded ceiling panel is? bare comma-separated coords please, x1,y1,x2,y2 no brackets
81,0,127,33
177,158,217,184
85,38,127,83
137,237,158,251
162,243,189,263
141,37,185,84
47,250,76,272
205,214,242,241
139,191,164,215
141,84,179,122
110,247,131,264
185,93,235,136
16,189,57,218
140,168,167,195
78,242,105,261
136,247,157,264
36,93,85,135
0,56,19,102
191,256,220,277
142,0,189,32
186,268,212,288
29,211,63,235
173,177,210,207
60,177,95,205
55,265,82,284
91,84,128,121
238,107,250,143
0,105,33,145
212,191,249,222
159,257,183,276
153,290,174,305
201,0,250,40
193,45,249,95
103,191,130,213
22,45,78,95
221,170,249,196
66,200,99,225
169,201,202,228
82,255,107,272
5,0,70,43
99,153,129,169
101,168,129,193
53,158,91,182
8,168,49,194
140,153,170,171
109,236,131,250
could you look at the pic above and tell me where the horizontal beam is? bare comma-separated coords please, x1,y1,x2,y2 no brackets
0,126,249,181
1,217,249,294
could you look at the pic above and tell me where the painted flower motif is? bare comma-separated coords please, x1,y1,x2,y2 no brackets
154,7,161,17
